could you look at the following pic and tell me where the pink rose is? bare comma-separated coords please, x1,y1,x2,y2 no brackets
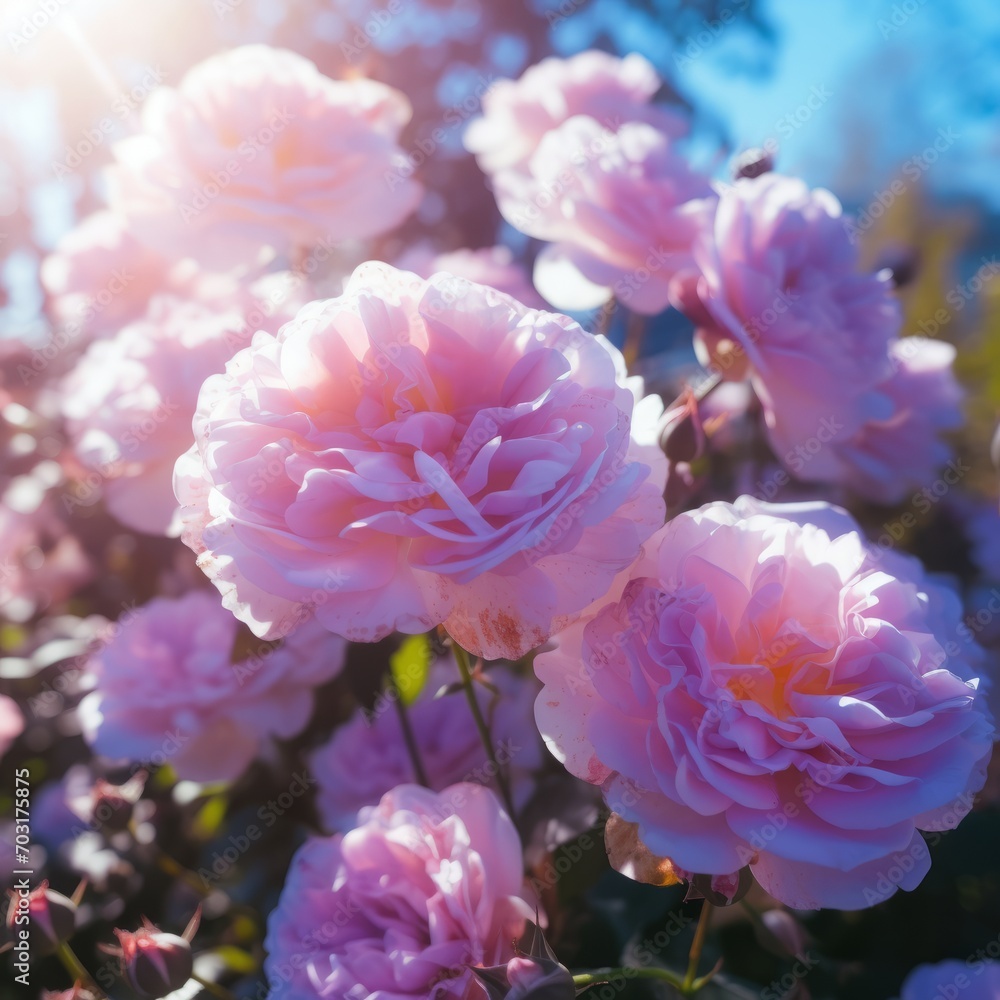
80,591,346,782
535,496,995,910
61,275,311,535
40,211,178,343
465,50,686,176
830,337,964,504
263,782,533,1000
174,261,666,660
310,661,542,831
673,173,903,483
495,117,715,313
108,45,422,270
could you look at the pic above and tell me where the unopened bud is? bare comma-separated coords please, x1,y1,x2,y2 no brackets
113,922,193,999
90,777,141,834
6,882,77,955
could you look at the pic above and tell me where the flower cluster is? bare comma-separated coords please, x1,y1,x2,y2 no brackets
3,26,996,1000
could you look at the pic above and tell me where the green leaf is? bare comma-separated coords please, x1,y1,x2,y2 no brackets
390,634,432,706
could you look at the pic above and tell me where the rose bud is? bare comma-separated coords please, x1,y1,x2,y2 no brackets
6,882,77,955
472,921,576,1000
111,911,200,999
731,146,774,180
506,955,576,1000
90,775,144,834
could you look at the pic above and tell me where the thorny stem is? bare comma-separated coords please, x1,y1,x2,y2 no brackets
451,641,517,819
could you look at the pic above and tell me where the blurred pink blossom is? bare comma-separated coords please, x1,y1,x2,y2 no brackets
60,274,312,535
310,661,542,830
465,50,686,176
108,45,422,270
495,117,715,313
80,590,346,782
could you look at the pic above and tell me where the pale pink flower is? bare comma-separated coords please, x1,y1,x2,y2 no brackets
80,591,346,782
535,496,995,910
495,117,715,313
830,337,964,504
673,173,903,483
465,50,686,176
395,243,546,308
40,211,178,342
108,45,422,270
310,662,542,830
264,782,534,1000
174,261,666,660
61,275,312,535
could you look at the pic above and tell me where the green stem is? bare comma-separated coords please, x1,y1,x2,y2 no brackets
392,680,430,787
56,941,105,998
682,900,713,993
572,966,686,992
451,641,517,819
192,972,239,1000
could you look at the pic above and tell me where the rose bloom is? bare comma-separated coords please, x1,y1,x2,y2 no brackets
464,50,686,177
535,496,995,910
396,243,546,308
40,210,179,342
263,782,533,1000
61,275,312,535
310,662,542,831
108,45,422,270
829,337,964,504
80,591,346,782
495,117,715,313
174,261,666,660
899,960,1000,1000
672,172,903,485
